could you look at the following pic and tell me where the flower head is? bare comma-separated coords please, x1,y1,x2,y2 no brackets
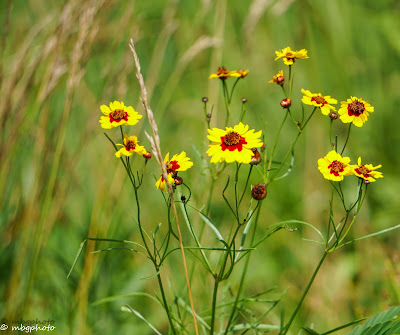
275,47,308,65
209,67,248,79
351,157,383,182
229,70,249,78
318,150,352,181
99,101,142,129
301,89,337,115
155,152,193,192
207,122,263,164
115,134,147,158
269,70,284,85
338,97,374,127
251,184,267,200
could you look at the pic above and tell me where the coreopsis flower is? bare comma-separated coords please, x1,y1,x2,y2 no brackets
301,89,337,115
99,101,142,129
155,152,193,192
207,122,263,164
209,67,247,79
338,97,374,127
115,134,147,158
269,70,284,85
275,47,308,65
230,70,249,78
318,150,352,181
351,157,383,182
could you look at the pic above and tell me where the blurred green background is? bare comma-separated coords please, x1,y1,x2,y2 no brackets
1,0,399,334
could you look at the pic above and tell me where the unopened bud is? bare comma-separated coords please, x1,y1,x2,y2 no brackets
181,195,186,202
202,97,208,103
143,152,152,159
206,113,211,122
251,183,267,200
241,98,248,103
296,121,301,126
250,148,262,165
364,179,370,184
329,112,338,120
276,76,285,85
280,98,291,108
174,176,183,186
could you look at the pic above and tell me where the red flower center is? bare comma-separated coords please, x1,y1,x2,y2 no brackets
328,160,344,176
356,165,370,178
216,67,229,79
221,131,247,151
167,160,180,175
125,140,136,151
311,95,327,106
110,109,128,123
347,100,365,116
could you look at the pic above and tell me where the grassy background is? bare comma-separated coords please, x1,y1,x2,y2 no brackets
1,0,400,334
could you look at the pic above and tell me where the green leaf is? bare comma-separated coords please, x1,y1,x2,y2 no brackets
301,327,321,335
121,304,163,335
348,306,400,335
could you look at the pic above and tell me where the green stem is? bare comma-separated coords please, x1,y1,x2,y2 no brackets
157,272,177,335
210,280,220,335
280,251,328,335
301,107,317,130
266,111,289,181
238,165,253,207
341,123,352,155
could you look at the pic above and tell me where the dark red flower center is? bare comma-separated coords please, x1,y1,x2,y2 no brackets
216,66,229,79
109,109,128,123
221,131,247,151
347,100,365,116
125,140,136,151
328,160,344,176
311,95,326,106
166,160,180,176
356,165,370,178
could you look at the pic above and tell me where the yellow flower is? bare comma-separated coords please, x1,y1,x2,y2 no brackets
338,96,374,127
318,150,352,181
229,69,249,78
209,67,247,79
351,157,383,182
275,47,308,65
301,89,337,115
115,134,147,158
155,152,193,192
99,101,142,129
268,70,284,85
207,122,263,164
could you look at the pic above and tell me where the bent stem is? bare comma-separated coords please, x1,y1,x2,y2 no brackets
280,251,328,335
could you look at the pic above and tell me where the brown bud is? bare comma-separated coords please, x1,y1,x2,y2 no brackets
329,112,338,120
251,183,267,200
363,179,370,184
181,195,186,202
202,97,208,103
143,152,152,159
206,113,212,122
276,76,285,85
250,148,262,165
174,176,183,185
296,121,301,126
280,98,291,108
241,98,248,103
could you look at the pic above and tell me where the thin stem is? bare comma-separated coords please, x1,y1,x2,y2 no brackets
341,123,352,155
210,280,220,335
157,272,177,335
267,111,289,181
280,251,328,335
238,165,253,207
301,107,317,130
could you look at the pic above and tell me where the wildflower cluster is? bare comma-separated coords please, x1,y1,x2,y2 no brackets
78,43,388,335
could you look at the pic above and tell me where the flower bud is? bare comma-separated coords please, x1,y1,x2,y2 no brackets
143,152,152,159
364,179,370,184
174,176,183,185
329,112,338,120
202,97,208,103
181,195,186,202
250,148,262,165
280,98,291,108
276,76,285,85
251,183,267,200
241,98,248,103
206,113,211,122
